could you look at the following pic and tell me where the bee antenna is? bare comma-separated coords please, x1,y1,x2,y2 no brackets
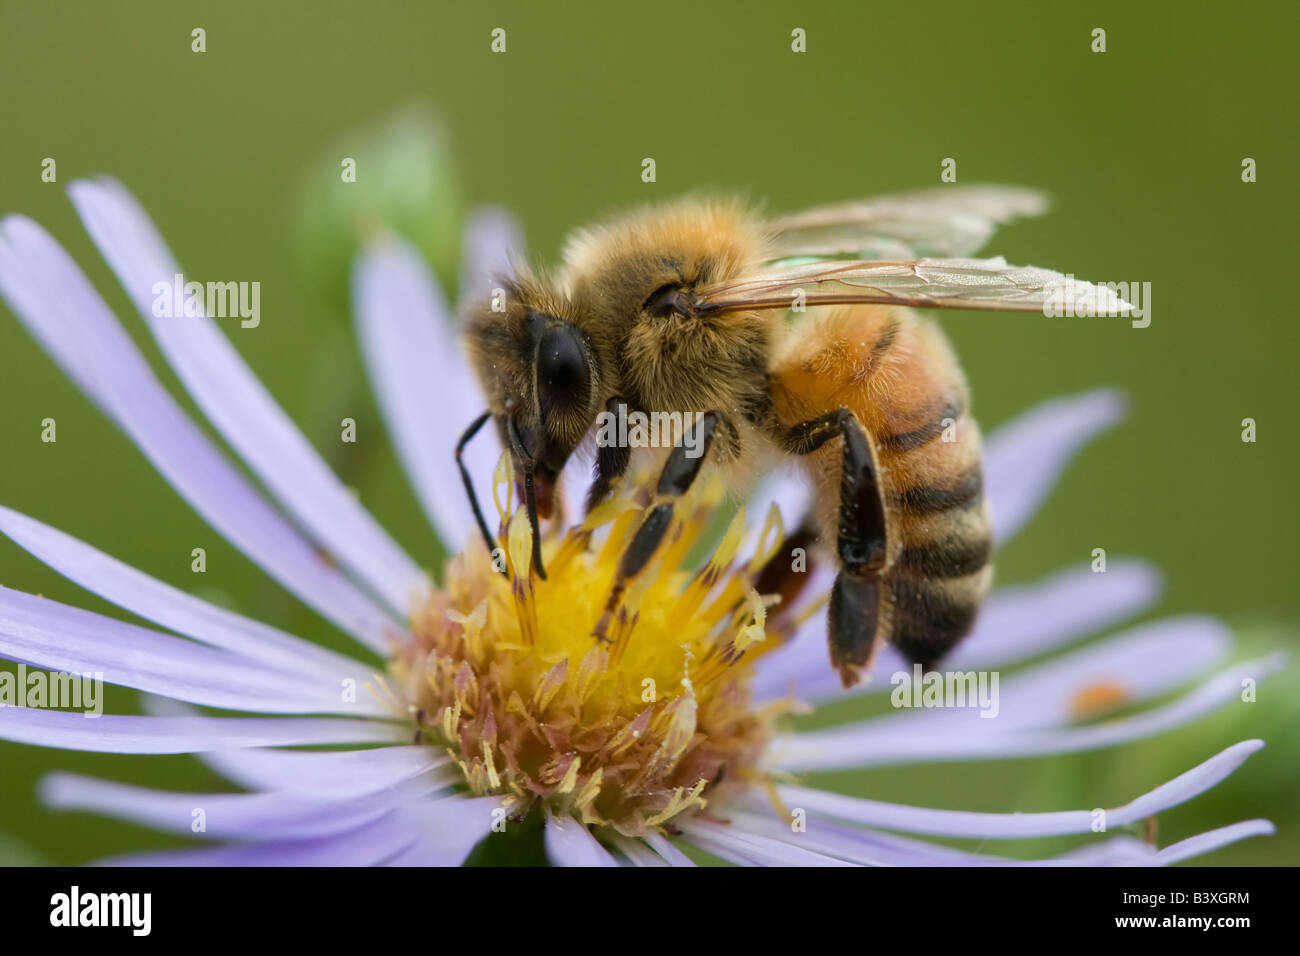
506,417,549,581
456,410,507,579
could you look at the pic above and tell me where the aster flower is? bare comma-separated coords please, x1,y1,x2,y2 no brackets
0,178,1279,866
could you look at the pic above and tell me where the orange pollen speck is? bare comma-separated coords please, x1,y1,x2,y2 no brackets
1068,680,1131,721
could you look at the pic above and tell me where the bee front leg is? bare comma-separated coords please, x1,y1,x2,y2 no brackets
774,408,888,686
586,396,634,513
592,410,723,643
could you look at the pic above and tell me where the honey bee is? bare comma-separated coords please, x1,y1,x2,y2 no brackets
460,186,1127,686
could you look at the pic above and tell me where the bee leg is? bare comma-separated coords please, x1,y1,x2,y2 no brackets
774,408,888,686
592,410,722,642
753,518,821,619
827,573,882,688
456,409,507,577
586,396,634,513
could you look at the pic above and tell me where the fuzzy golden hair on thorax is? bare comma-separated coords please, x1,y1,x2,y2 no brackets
559,197,772,305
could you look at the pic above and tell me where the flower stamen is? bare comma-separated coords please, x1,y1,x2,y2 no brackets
392,462,791,835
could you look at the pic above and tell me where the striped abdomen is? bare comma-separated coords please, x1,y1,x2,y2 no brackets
769,304,993,672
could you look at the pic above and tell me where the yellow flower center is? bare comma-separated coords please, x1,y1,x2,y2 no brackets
391,462,805,836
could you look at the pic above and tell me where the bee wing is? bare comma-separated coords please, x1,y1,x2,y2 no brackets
688,257,1133,315
766,185,1049,260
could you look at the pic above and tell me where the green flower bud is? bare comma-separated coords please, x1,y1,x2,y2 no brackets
293,105,463,318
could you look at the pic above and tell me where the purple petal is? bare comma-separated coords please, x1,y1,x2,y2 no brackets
0,709,403,754
722,809,954,865
721,808,1180,866
719,807,1256,867
676,818,855,866
775,654,1283,771
608,834,670,867
742,463,814,554
0,585,385,715
381,844,434,866
40,772,435,840
1154,819,1275,864
459,206,524,300
0,216,402,653
95,814,419,867
984,388,1126,543
145,695,439,793
199,746,448,797
544,815,619,867
1047,836,1154,865
352,237,499,553
726,808,1026,865
642,831,696,867
0,505,368,681
68,178,427,619
843,615,1229,740
391,794,508,865
760,740,1263,838
968,615,1228,731
947,559,1162,668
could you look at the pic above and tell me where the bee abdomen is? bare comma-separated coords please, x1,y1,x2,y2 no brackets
895,526,993,579
876,398,966,453
885,563,990,670
882,463,992,668
888,465,983,515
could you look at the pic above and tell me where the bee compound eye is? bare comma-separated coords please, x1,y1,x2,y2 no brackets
536,324,589,413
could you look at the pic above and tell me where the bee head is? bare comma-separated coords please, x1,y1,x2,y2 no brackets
462,282,604,576
504,309,598,516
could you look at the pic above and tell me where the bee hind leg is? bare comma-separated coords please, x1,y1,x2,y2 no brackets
828,573,883,688
772,408,888,687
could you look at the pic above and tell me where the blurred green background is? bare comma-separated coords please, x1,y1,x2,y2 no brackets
0,0,1295,865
